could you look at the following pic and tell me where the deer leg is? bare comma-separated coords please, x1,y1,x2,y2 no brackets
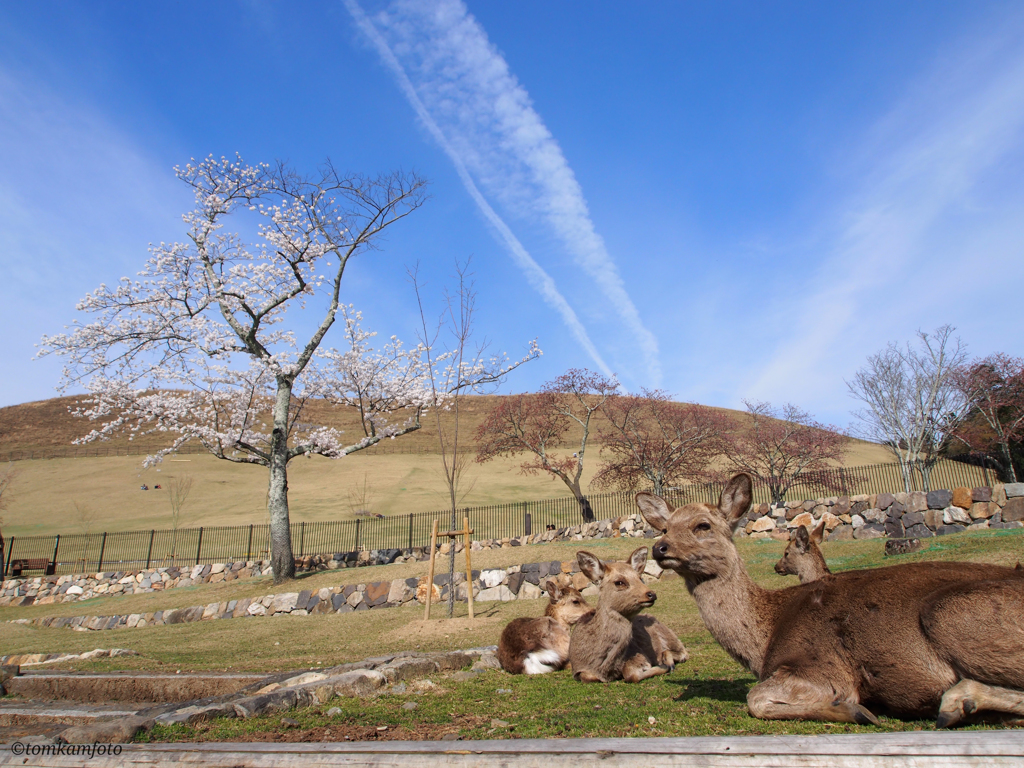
748,670,879,725
936,679,1024,728
573,669,608,683
622,653,670,683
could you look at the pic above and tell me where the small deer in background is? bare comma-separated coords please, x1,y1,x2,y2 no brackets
497,580,592,675
774,520,830,583
569,547,687,683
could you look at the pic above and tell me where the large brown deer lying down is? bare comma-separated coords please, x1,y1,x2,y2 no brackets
636,474,1024,728
497,580,592,675
774,520,830,583
569,547,688,683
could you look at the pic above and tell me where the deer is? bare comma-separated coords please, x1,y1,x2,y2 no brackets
636,473,1024,728
497,580,593,675
774,519,830,582
568,547,688,683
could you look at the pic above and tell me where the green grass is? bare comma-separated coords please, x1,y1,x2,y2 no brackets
2,528,1022,740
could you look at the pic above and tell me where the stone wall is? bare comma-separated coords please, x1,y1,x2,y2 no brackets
738,482,1024,542
10,556,667,632
0,511,655,607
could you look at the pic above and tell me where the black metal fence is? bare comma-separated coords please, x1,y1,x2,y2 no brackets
1,458,1000,579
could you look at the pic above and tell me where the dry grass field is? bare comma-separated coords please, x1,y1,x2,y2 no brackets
0,395,894,538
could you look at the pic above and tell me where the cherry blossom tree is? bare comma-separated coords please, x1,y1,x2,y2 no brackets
38,155,430,583
950,354,1024,483
722,401,851,506
476,369,618,522
594,390,730,496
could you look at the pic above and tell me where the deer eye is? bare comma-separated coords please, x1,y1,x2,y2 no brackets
695,522,712,532
614,580,626,588
572,599,580,605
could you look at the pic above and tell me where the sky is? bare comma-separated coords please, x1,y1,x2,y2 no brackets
1,1,1023,428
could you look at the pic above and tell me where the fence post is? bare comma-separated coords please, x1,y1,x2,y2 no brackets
50,535,61,575
195,527,204,566
408,513,413,551
246,524,254,561
97,532,108,572
299,522,306,557
145,530,155,570
3,535,13,579
354,518,361,552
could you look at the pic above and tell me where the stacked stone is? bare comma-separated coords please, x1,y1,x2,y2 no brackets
0,512,654,606
0,561,272,607
16,555,666,633
737,483,1024,542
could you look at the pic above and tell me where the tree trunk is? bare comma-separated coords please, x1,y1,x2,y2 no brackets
1000,441,1018,483
268,379,295,583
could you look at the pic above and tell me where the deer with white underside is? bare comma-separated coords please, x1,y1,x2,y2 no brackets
497,580,592,675
774,519,830,583
636,473,1024,728
568,547,688,683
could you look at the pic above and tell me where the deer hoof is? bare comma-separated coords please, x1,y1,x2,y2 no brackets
935,711,960,729
852,704,880,726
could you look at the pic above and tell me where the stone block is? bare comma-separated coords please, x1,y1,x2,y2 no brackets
270,593,299,615
905,523,934,539
507,572,525,596
854,523,886,540
477,585,514,602
851,514,865,528
480,569,506,588
884,518,905,538
387,578,415,604
863,508,886,523
748,516,775,532
58,715,154,744
951,487,973,509
380,657,439,683
942,506,971,525
827,525,854,541
788,512,814,529
884,538,923,557
901,511,925,529
924,509,945,530
1004,483,1024,498
820,512,843,531
937,524,966,536
364,582,390,607
908,492,928,513
833,498,851,516
875,493,895,510
973,486,993,502
927,489,953,509
1002,497,1024,522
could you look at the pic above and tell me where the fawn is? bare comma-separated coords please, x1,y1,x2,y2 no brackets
497,580,592,675
637,473,1024,727
568,547,687,683
774,520,830,582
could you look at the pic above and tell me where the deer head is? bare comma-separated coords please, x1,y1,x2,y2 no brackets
576,547,657,619
544,579,592,626
636,473,753,582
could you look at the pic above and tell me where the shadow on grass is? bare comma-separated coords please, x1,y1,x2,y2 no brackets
667,677,754,704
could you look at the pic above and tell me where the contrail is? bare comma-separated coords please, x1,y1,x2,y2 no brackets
345,0,657,383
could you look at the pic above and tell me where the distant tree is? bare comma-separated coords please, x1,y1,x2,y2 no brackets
413,259,540,616
476,369,618,522
594,390,729,496
847,326,967,492
38,155,429,583
722,401,850,506
0,462,16,574
949,354,1024,483
166,474,195,565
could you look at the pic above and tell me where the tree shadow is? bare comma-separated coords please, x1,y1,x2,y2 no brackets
666,677,753,704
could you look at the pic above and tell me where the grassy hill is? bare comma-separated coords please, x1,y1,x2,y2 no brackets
0,395,894,538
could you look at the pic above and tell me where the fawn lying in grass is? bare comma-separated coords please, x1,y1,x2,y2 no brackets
497,580,592,675
568,547,687,683
774,520,830,583
637,473,1024,728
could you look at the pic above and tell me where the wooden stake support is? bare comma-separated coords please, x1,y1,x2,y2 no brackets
423,517,475,620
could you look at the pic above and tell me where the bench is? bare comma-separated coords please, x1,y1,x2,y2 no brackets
8,558,56,578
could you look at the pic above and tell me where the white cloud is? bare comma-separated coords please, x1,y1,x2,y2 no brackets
345,0,658,383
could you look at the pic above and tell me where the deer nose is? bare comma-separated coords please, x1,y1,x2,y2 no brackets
646,591,656,603
654,541,669,558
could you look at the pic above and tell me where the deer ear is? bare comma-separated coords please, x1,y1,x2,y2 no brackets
636,492,671,532
792,524,810,553
577,551,604,583
719,473,753,527
811,520,825,545
545,580,562,601
629,547,648,574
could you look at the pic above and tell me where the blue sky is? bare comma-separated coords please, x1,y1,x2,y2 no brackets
2,1,1023,427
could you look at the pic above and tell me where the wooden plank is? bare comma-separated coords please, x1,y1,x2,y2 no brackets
3,731,1021,768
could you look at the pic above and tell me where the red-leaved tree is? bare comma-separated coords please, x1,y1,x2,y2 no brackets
475,369,618,522
722,400,851,506
950,354,1024,483
594,390,730,495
